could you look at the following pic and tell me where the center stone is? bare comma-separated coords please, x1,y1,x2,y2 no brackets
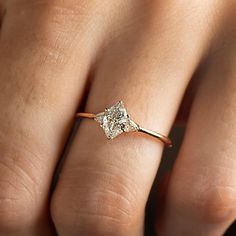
94,101,138,139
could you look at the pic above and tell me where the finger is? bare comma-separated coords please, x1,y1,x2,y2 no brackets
157,17,236,235
0,1,6,31
0,1,101,235
0,5,3,29
51,1,217,235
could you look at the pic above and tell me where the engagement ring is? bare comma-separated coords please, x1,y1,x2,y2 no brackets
76,101,172,147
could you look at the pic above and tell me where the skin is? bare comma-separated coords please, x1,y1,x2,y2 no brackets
0,0,235,235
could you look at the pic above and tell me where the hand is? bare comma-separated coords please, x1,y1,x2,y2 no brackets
0,1,235,235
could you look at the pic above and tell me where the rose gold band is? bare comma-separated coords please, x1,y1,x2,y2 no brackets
76,112,96,119
76,112,172,148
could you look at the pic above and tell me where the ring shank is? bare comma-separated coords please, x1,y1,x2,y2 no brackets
76,112,172,148
138,126,172,147
76,112,96,119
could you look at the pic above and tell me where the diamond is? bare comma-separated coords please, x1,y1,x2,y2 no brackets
94,101,139,139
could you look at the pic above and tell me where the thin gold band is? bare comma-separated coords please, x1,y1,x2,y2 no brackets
76,112,172,148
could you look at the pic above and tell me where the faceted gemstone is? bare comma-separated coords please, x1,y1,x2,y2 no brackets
94,101,138,139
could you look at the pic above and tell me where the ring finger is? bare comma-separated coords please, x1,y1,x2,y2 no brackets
51,1,220,235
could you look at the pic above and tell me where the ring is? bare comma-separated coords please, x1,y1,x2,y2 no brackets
76,101,172,147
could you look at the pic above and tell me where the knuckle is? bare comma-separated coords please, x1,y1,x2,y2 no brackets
16,0,92,27
51,169,140,235
6,0,125,71
10,0,95,55
0,178,36,232
174,168,236,224
0,149,40,232
192,186,236,223
13,0,90,12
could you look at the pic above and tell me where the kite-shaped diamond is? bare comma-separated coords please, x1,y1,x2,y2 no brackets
94,101,138,139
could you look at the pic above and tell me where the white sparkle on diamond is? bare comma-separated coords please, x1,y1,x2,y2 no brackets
94,101,138,139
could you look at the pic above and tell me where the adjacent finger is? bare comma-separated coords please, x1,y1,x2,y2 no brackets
51,1,217,235
0,1,101,234
0,2,4,31
157,17,236,235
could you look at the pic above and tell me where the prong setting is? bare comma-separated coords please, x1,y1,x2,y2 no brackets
94,101,138,139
